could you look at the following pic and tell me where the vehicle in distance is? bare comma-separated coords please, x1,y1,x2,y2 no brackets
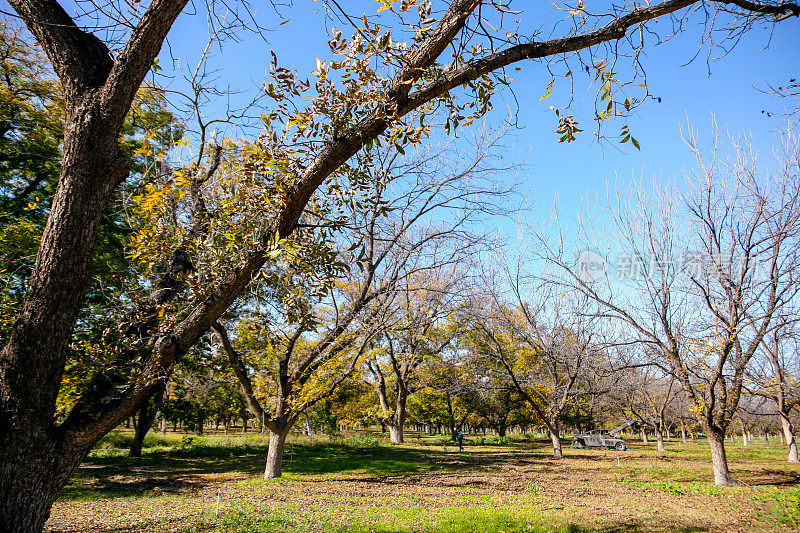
572,419,637,451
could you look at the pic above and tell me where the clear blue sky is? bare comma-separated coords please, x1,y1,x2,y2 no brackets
10,1,798,220
152,1,798,220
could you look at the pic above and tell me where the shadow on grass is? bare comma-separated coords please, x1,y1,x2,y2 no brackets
62,441,490,501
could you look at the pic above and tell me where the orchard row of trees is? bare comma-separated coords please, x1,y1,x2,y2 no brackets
1,1,799,531
128,132,800,481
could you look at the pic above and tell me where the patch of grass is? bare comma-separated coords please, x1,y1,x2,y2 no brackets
469,435,510,446
613,476,743,496
93,430,179,450
207,501,607,533
50,433,800,532
756,487,800,527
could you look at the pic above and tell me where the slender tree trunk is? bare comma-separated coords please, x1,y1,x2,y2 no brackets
706,425,734,486
264,427,290,479
641,428,648,444
550,420,563,459
680,420,687,444
130,383,165,457
779,412,800,463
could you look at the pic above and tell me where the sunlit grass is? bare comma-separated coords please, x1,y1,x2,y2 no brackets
48,431,800,532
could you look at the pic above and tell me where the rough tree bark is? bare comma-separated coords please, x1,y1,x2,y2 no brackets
265,426,290,479
655,424,665,453
550,420,564,460
706,424,734,486
779,412,800,463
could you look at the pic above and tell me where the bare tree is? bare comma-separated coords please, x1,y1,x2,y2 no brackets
618,366,681,452
748,315,800,461
465,265,606,459
538,127,800,484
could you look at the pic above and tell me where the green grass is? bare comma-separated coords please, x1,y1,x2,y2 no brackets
48,432,800,532
756,487,800,527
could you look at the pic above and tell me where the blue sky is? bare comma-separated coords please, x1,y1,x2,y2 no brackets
11,0,797,220
151,1,798,221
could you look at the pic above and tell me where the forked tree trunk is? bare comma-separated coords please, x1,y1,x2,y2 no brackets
264,428,290,479
779,412,800,463
706,426,734,486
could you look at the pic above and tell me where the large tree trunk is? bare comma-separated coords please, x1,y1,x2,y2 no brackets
387,422,404,444
0,433,86,533
386,389,408,444
0,116,128,533
264,428,290,480
498,421,507,438
779,412,800,463
706,425,734,486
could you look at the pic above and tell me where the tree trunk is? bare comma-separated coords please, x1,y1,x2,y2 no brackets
655,426,665,452
641,428,648,444
264,428,290,479
498,421,507,438
130,383,165,457
388,423,404,444
680,421,687,444
386,390,408,443
779,412,800,463
0,432,87,533
549,419,563,459
550,429,563,459
1,469,60,533
706,426,734,486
